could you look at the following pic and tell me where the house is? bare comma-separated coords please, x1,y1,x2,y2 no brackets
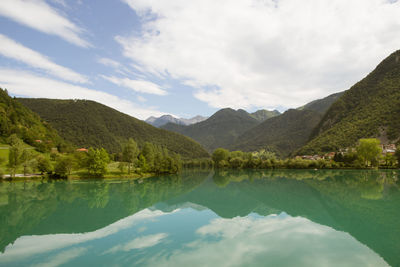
381,144,397,155
34,139,42,143
324,152,336,159
76,148,88,152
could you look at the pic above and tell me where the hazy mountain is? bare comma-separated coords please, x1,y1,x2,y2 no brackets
180,115,208,125
161,108,259,152
18,98,209,159
146,115,185,127
298,50,400,154
250,109,281,122
146,115,207,127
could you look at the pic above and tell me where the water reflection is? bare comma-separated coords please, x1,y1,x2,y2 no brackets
0,170,399,266
144,214,387,267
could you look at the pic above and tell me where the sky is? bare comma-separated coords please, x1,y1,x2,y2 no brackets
0,0,399,120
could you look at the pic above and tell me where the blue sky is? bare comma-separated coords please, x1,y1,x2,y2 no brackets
0,0,399,119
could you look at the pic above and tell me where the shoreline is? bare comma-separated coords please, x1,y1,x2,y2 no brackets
2,167,399,182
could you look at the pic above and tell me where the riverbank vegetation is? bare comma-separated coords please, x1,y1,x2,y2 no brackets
2,134,398,180
183,138,399,170
0,135,182,179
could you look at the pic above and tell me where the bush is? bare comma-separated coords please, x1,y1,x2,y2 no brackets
36,155,53,174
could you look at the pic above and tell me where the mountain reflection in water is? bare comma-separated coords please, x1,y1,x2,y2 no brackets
0,169,399,266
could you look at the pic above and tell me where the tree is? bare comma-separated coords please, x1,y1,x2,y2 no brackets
122,139,139,174
137,154,148,173
86,148,110,177
20,149,34,176
142,142,155,170
7,135,24,177
356,138,381,167
36,155,52,174
118,161,126,174
212,148,229,167
229,157,244,169
382,153,396,167
54,157,70,178
253,150,276,161
395,148,400,167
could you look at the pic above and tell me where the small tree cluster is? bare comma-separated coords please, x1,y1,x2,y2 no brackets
85,148,110,177
119,141,182,175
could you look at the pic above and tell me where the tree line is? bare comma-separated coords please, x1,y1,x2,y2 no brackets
197,138,400,170
0,135,182,179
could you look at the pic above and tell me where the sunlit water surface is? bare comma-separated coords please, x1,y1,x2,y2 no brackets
0,169,399,267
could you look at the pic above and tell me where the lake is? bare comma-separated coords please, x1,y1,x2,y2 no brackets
0,169,399,267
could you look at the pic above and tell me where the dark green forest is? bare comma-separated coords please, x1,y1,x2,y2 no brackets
298,50,400,154
233,109,322,157
18,98,209,159
297,91,345,114
0,89,66,151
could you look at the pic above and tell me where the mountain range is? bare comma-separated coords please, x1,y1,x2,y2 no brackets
162,108,261,152
4,49,400,159
160,92,341,155
146,115,208,127
157,50,400,156
149,109,280,128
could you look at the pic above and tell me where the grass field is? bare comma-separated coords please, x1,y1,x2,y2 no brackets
0,143,41,175
0,144,9,169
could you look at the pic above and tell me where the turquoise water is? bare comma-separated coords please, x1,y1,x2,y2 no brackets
0,169,399,266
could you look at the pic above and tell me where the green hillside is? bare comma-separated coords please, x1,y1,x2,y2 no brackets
232,109,322,157
162,108,259,152
18,98,209,159
298,50,400,154
250,109,280,122
0,89,64,150
298,91,345,114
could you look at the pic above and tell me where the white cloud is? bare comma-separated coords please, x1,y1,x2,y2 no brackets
101,75,167,95
143,214,389,267
31,247,88,267
106,233,168,253
137,95,147,102
97,57,122,69
0,0,90,47
119,0,400,110
0,34,88,84
0,208,173,263
0,69,164,119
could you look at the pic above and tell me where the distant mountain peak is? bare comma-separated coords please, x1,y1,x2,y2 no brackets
146,114,208,127
250,109,281,122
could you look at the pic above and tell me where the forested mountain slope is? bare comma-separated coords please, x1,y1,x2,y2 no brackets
18,98,209,158
298,91,345,114
250,109,280,122
0,89,63,148
298,50,400,154
162,108,259,152
232,109,322,157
